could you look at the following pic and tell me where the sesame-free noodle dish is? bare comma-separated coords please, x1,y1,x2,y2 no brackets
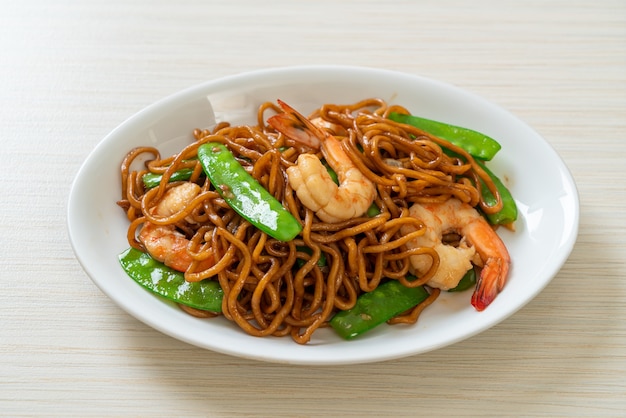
116,97,516,344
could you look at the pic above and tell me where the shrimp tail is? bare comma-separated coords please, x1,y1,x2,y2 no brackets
471,257,509,311
267,99,323,149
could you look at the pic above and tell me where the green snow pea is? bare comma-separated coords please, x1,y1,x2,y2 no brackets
366,203,381,217
118,247,223,312
197,142,302,242
330,279,430,340
388,112,501,161
142,168,196,189
388,112,516,225
295,246,327,268
447,268,477,292
476,159,518,225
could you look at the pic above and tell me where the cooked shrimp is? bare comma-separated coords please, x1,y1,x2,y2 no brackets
401,198,510,311
139,183,213,272
267,100,376,223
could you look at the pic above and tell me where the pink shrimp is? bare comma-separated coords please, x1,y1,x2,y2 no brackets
267,100,376,223
401,198,510,311
139,183,213,272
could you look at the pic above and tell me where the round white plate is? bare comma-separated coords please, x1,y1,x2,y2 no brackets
68,66,579,365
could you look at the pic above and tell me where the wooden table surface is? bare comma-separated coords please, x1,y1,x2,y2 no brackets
2,1,625,416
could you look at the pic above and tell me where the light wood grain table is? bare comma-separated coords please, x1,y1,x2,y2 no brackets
2,1,625,416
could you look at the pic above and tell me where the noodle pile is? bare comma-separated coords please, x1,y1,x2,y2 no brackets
117,98,501,344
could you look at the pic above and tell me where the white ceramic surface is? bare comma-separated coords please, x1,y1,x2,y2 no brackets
67,66,579,365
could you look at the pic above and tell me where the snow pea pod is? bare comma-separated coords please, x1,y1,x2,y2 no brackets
476,160,518,225
142,168,196,189
295,246,327,268
387,112,516,225
197,142,302,242
118,247,223,312
388,112,501,161
329,280,430,340
447,267,477,292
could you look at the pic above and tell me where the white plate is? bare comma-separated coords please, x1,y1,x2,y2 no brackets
68,66,579,365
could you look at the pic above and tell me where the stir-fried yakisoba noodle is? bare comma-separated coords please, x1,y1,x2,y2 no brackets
117,98,512,344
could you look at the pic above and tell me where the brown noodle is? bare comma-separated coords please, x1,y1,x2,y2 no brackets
117,98,501,344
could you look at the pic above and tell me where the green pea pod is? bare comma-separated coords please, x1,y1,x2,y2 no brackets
387,112,516,225
388,112,501,161
476,160,518,225
118,247,223,312
447,267,477,292
142,168,197,189
296,246,327,268
366,203,381,217
330,280,430,340
198,142,302,242
322,161,339,185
